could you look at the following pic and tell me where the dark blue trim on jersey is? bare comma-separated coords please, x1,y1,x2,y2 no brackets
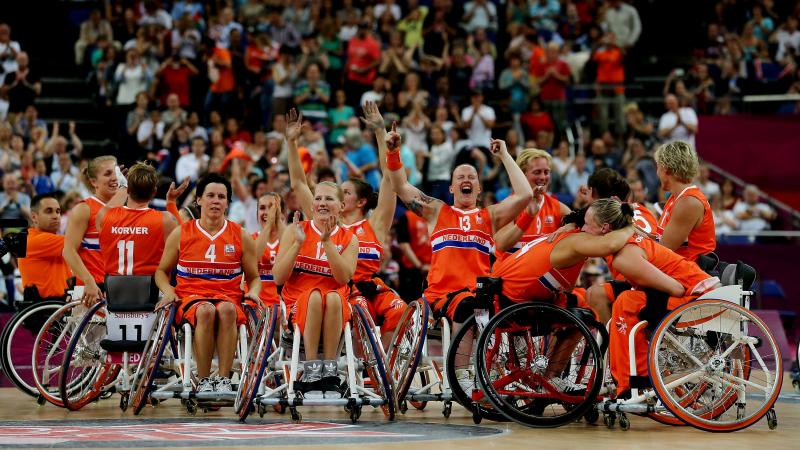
176,270,242,280
432,241,490,254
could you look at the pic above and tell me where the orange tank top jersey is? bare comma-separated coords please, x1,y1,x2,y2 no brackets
632,202,658,235
400,211,432,267
497,194,563,259
99,206,165,276
492,230,585,302
78,196,106,284
252,231,280,305
342,219,382,282
424,205,493,301
175,220,244,303
280,220,355,306
657,185,716,260
614,235,719,295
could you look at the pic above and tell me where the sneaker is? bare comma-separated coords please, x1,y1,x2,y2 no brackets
215,376,233,394
456,368,476,394
197,377,215,393
303,360,323,383
549,377,587,395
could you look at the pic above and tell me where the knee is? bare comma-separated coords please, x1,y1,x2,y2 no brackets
325,292,343,314
217,302,236,324
195,303,216,327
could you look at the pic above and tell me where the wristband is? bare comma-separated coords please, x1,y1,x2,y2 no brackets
515,209,535,230
386,150,403,171
166,201,183,224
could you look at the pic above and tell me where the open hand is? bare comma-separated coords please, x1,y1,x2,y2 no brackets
285,109,303,141
167,177,190,202
292,211,306,244
360,101,385,130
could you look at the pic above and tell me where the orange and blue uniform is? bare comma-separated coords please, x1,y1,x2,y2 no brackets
491,230,587,308
78,196,106,285
657,185,716,261
425,205,493,321
174,220,247,326
252,232,280,306
99,206,165,276
281,220,355,334
343,219,406,332
608,235,719,393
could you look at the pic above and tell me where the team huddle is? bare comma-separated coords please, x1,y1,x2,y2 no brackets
23,101,727,407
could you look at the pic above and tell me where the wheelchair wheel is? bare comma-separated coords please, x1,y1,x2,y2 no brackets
58,301,121,411
387,299,427,403
0,300,63,397
32,301,89,407
236,305,279,421
445,314,507,422
130,305,177,415
352,304,396,421
649,299,782,432
476,302,603,428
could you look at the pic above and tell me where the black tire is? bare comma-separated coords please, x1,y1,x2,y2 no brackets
476,302,603,428
352,304,396,421
131,305,177,415
445,314,508,422
0,301,63,397
237,305,279,421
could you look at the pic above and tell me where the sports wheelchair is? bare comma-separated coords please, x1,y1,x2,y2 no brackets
129,293,257,416
236,301,395,423
593,262,782,432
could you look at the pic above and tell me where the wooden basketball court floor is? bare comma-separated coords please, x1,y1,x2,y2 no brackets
0,376,798,450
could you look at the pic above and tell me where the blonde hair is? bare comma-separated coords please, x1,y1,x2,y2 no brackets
590,198,634,230
654,140,699,183
316,181,344,201
82,155,117,193
126,162,159,202
516,148,552,172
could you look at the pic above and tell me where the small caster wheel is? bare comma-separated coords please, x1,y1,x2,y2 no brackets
257,402,267,418
36,395,46,406
350,406,361,423
290,407,302,422
443,401,452,418
584,409,599,424
472,407,483,424
399,400,408,414
604,413,616,429
737,404,746,420
119,395,129,412
766,408,777,430
618,413,630,431
187,401,197,416
274,403,286,414
792,380,800,395
150,397,159,407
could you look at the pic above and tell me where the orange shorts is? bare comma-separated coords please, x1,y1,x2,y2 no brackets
350,279,407,332
291,287,351,335
427,289,474,322
176,298,247,327
603,280,633,304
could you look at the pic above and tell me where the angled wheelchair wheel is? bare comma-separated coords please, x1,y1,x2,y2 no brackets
387,299,428,403
130,305,177,415
649,299,782,432
32,301,88,407
476,302,603,428
58,301,121,411
445,314,508,422
0,300,63,398
352,304,396,421
237,305,279,421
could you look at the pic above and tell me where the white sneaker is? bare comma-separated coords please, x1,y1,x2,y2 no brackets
197,377,215,393
215,376,233,394
549,377,586,394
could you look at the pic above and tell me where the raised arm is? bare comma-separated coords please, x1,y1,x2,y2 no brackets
385,127,443,224
155,226,181,310
361,101,396,243
493,186,544,252
611,244,685,297
285,109,313,218
487,139,534,233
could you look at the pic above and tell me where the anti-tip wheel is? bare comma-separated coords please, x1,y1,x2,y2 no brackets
604,413,616,429
443,401,452,418
472,406,483,424
618,413,630,431
767,409,778,430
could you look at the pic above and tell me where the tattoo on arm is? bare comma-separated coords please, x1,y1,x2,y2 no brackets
403,192,437,217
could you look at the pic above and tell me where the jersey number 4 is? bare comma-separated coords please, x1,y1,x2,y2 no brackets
117,240,134,275
205,244,216,262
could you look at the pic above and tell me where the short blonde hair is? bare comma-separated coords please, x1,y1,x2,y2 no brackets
654,140,699,183
516,148,552,172
316,181,344,201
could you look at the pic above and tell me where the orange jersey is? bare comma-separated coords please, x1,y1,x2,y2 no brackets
280,220,355,306
398,211,432,268
18,229,71,298
424,205,493,301
175,220,244,303
78,196,106,284
632,202,658,235
342,219,382,282
99,207,165,276
497,194,564,259
657,185,716,261
252,231,280,305
492,230,585,302
612,235,719,295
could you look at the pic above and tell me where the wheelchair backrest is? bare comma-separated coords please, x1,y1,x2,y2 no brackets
720,261,757,291
103,275,159,344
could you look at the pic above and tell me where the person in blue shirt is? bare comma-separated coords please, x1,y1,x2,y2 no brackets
343,128,381,189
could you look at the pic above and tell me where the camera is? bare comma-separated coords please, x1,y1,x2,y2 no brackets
0,219,29,258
